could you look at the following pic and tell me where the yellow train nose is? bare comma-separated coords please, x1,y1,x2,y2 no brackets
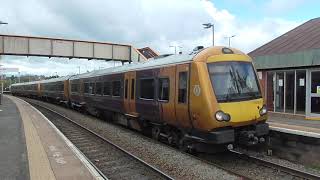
218,98,264,126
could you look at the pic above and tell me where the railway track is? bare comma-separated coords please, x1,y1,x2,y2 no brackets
229,150,320,180
25,98,320,180
30,102,173,180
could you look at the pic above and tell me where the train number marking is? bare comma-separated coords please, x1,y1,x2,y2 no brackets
193,85,201,96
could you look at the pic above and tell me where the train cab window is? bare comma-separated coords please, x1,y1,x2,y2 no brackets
96,82,102,95
84,83,90,94
158,78,169,101
112,81,121,97
89,82,95,95
103,82,111,96
140,78,154,100
131,79,135,100
124,79,128,99
178,72,188,103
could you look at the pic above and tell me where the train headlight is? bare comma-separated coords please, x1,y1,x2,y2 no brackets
215,111,231,122
259,105,267,116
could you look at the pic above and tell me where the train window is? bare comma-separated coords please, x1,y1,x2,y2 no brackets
112,81,121,97
140,78,154,100
96,82,102,95
124,79,128,99
89,82,95,95
158,78,169,101
103,82,111,96
178,72,188,103
131,79,135,100
59,83,64,92
84,83,90,94
71,83,79,93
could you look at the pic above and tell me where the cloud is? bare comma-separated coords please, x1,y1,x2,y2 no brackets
0,0,302,76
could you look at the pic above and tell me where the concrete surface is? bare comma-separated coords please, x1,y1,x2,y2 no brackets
268,112,320,136
7,95,97,180
0,96,29,180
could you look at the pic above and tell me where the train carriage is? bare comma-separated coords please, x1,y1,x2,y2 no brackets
11,81,39,98
68,46,269,152
11,46,269,152
39,76,71,104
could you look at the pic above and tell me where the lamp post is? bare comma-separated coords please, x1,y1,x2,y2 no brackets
0,21,8,105
169,45,182,54
203,23,214,46
225,35,236,47
0,21,8,25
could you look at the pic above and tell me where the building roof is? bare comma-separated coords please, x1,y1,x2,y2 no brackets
249,17,320,57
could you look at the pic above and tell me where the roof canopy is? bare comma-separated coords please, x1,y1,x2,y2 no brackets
249,17,320,70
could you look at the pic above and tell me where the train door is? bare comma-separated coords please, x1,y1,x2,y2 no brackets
158,66,176,125
124,71,137,116
175,64,192,128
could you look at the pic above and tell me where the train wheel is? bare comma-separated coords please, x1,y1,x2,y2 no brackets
168,131,179,146
151,126,161,141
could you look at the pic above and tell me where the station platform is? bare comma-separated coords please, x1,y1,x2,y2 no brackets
268,112,320,138
0,95,101,180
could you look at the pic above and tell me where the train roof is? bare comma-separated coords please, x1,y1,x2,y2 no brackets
70,53,194,80
11,46,249,86
11,75,73,86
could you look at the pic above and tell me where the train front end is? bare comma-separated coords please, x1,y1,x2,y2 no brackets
190,47,269,150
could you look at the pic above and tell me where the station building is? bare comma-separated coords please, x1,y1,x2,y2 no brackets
249,17,320,120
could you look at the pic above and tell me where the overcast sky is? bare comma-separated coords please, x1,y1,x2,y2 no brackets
0,0,319,76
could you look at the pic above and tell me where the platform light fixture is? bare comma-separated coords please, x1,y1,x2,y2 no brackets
169,45,182,54
225,35,236,47
203,23,214,46
0,21,8,25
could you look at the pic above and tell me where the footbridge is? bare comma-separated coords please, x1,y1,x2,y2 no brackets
0,34,157,62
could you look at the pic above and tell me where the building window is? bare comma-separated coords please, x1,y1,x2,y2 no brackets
84,83,90,94
103,82,111,96
140,78,154,100
158,78,169,101
124,79,128,99
131,79,135,100
96,82,102,95
112,81,121,97
71,83,79,93
178,72,188,103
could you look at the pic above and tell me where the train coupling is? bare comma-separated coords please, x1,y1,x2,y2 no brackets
238,130,259,146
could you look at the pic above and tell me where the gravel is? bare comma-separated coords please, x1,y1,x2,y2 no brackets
24,98,240,180
236,147,320,177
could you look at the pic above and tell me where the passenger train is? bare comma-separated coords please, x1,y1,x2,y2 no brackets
11,46,269,152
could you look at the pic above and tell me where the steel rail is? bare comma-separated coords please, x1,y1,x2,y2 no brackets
230,150,320,180
30,101,174,180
